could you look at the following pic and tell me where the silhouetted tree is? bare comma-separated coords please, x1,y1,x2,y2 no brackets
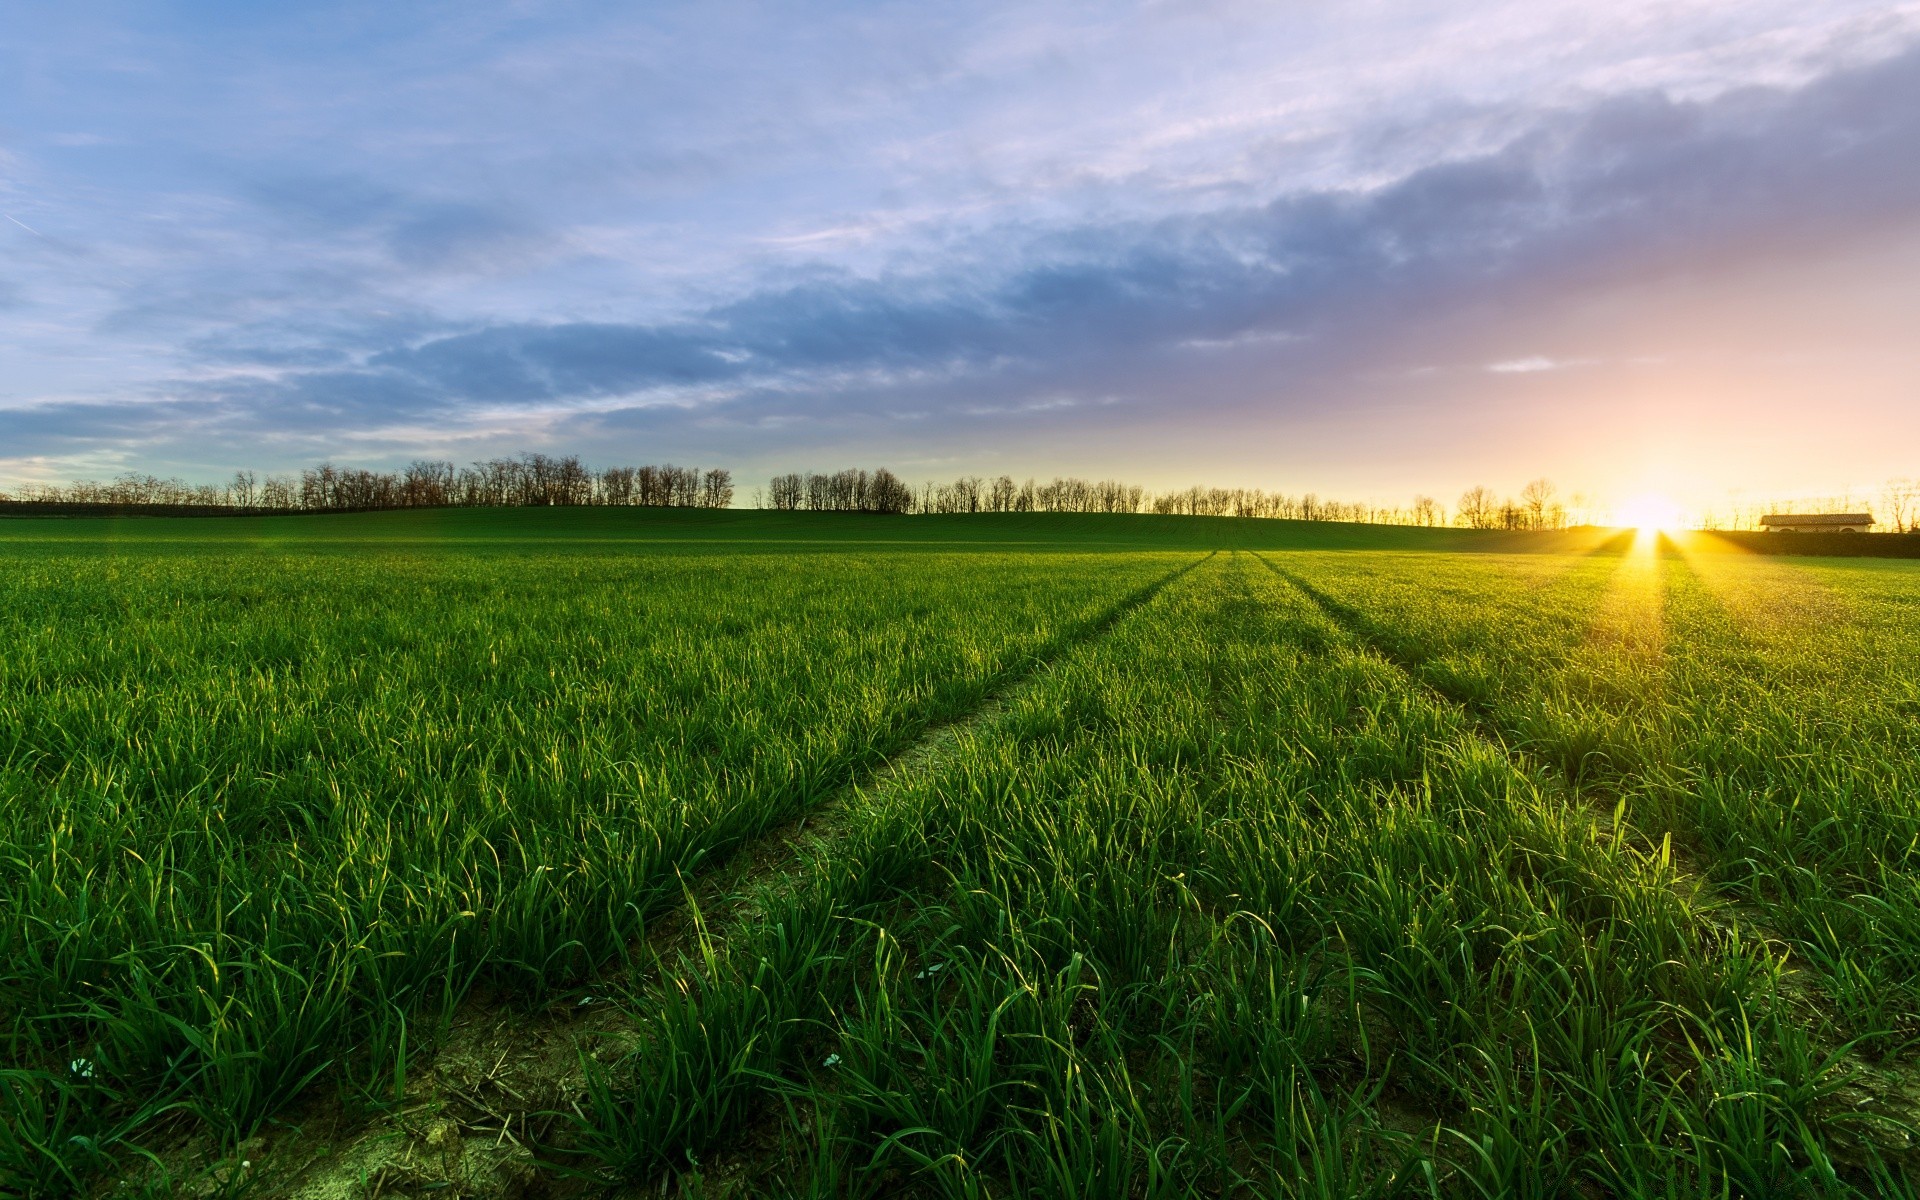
768,473,804,511
1883,478,1918,532
1520,478,1566,530
1456,486,1498,529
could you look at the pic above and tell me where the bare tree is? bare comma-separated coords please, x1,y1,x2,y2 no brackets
599,465,637,505
988,475,1018,512
1456,486,1498,529
868,469,913,513
402,460,454,507
228,470,259,507
768,473,803,511
1512,478,1559,529
1883,478,1918,533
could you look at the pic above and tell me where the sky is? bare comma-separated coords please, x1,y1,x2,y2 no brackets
4,0,1919,515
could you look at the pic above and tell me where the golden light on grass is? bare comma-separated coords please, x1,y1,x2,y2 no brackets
1592,531,1669,666
1666,528,1855,638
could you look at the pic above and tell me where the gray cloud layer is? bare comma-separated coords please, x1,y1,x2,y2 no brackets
163,51,1920,416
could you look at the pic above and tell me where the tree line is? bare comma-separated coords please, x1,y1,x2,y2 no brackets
4,455,734,511
770,470,1745,531
766,468,918,514
21,456,1905,532
1704,480,1920,533
1148,485,1447,526
766,470,1453,525
765,471,1155,516
1876,479,1919,533
1452,478,1568,530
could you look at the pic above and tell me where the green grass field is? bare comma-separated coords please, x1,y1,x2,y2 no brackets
4,509,1919,1198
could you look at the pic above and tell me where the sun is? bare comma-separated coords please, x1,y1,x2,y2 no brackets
1613,492,1686,532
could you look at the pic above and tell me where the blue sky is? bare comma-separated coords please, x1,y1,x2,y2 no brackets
5,1,1919,510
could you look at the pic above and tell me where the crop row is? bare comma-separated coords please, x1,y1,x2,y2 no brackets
575,553,1902,1196
1282,547,1920,1061
0,548,1175,1194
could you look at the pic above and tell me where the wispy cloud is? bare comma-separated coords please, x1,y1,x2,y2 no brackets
1486,356,1598,373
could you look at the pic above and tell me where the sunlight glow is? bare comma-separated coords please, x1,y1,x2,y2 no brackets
1612,492,1686,532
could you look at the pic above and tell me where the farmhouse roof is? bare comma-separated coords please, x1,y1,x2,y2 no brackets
1758,513,1874,526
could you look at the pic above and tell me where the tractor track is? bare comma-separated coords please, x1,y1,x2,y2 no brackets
1254,550,1786,937
1252,551,1920,1158
210,552,1215,1200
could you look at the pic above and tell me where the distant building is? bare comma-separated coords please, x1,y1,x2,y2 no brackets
1759,513,1875,533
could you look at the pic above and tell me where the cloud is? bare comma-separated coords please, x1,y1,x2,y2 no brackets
291,44,1920,414
235,174,552,276
386,203,549,271
368,322,741,402
0,399,207,451
1486,356,1595,373
244,174,404,234
8,23,1920,476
